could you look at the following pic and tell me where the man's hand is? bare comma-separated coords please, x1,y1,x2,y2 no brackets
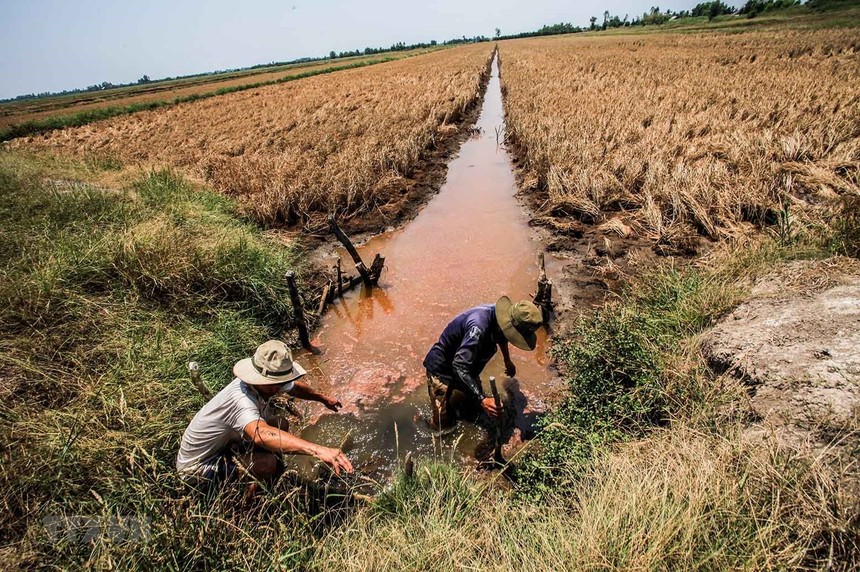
313,446,354,475
324,396,343,412
504,359,516,378
481,396,502,419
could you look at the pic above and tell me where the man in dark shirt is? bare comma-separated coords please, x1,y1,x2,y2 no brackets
423,296,543,429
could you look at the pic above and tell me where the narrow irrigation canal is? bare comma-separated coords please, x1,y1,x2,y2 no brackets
293,54,561,479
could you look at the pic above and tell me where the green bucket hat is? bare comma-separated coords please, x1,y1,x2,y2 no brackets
494,296,543,351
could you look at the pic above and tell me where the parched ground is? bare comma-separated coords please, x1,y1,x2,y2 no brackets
703,257,860,448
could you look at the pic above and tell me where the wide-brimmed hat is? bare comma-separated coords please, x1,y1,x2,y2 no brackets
233,340,307,386
495,296,543,351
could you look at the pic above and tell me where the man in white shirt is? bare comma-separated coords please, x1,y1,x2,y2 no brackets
177,340,353,485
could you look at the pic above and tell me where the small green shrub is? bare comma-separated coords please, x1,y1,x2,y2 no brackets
830,195,860,258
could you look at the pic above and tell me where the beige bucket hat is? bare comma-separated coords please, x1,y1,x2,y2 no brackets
495,296,543,351
233,340,307,386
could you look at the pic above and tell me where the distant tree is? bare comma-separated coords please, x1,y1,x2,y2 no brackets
329,50,336,59
590,15,598,29
137,75,150,84
739,0,800,17
641,6,671,25
603,10,610,29
691,1,734,19
495,27,501,38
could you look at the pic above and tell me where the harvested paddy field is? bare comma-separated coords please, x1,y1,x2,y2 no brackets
19,44,493,230
499,28,860,255
0,49,438,131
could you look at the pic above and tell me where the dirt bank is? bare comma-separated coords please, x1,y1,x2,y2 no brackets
703,256,860,449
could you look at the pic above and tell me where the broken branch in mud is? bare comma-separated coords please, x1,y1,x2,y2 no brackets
329,215,374,287
316,216,386,316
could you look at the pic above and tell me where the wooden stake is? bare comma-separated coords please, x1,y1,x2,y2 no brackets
285,271,311,349
404,451,415,478
489,376,505,466
317,282,331,316
369,254,385,284
336,257,343,297
188,362,213,399
534,251,553,323
329,215,373,287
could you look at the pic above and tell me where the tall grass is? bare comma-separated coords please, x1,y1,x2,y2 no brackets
0,151,330,569
312,426,858,571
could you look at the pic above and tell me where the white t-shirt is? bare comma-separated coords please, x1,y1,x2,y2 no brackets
176,378,275,472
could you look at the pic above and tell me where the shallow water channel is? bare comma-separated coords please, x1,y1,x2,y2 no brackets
292,54,561,480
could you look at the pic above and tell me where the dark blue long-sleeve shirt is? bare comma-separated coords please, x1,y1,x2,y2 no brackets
423,304,499,402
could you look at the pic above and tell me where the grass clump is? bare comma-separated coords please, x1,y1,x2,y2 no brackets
516,263,743,497
312,427,858,571
0,151,323,569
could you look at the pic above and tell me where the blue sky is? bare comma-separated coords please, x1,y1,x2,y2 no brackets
1,0,696,100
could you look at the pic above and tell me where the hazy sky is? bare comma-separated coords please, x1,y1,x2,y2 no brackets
1,0,696,100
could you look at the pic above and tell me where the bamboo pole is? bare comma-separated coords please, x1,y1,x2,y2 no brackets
285,271,311,349
188,362,213,399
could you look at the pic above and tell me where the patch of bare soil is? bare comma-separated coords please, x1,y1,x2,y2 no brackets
703,257,860,448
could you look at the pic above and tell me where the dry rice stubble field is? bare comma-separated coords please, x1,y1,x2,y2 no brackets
0,49,440,130
18,43,494,231
499,29,860,257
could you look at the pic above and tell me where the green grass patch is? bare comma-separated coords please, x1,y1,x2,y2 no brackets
515,216,856,499
0,151,325,569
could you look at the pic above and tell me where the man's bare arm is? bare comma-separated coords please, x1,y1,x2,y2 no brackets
287,381,342,411
244,419,353,474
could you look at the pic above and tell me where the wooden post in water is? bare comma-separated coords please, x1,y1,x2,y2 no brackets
329,215,373,287
489,376,505,466
533,251,553,323
285,271,312,349
369,254,385,286
336,257,343,297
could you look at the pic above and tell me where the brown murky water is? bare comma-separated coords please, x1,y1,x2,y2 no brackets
292,54,561,479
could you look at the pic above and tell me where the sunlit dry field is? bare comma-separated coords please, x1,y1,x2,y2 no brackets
0,49,440,130
20,44,493,228
500,29,860,251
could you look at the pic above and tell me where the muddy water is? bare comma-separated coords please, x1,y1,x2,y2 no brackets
292,54,561,480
